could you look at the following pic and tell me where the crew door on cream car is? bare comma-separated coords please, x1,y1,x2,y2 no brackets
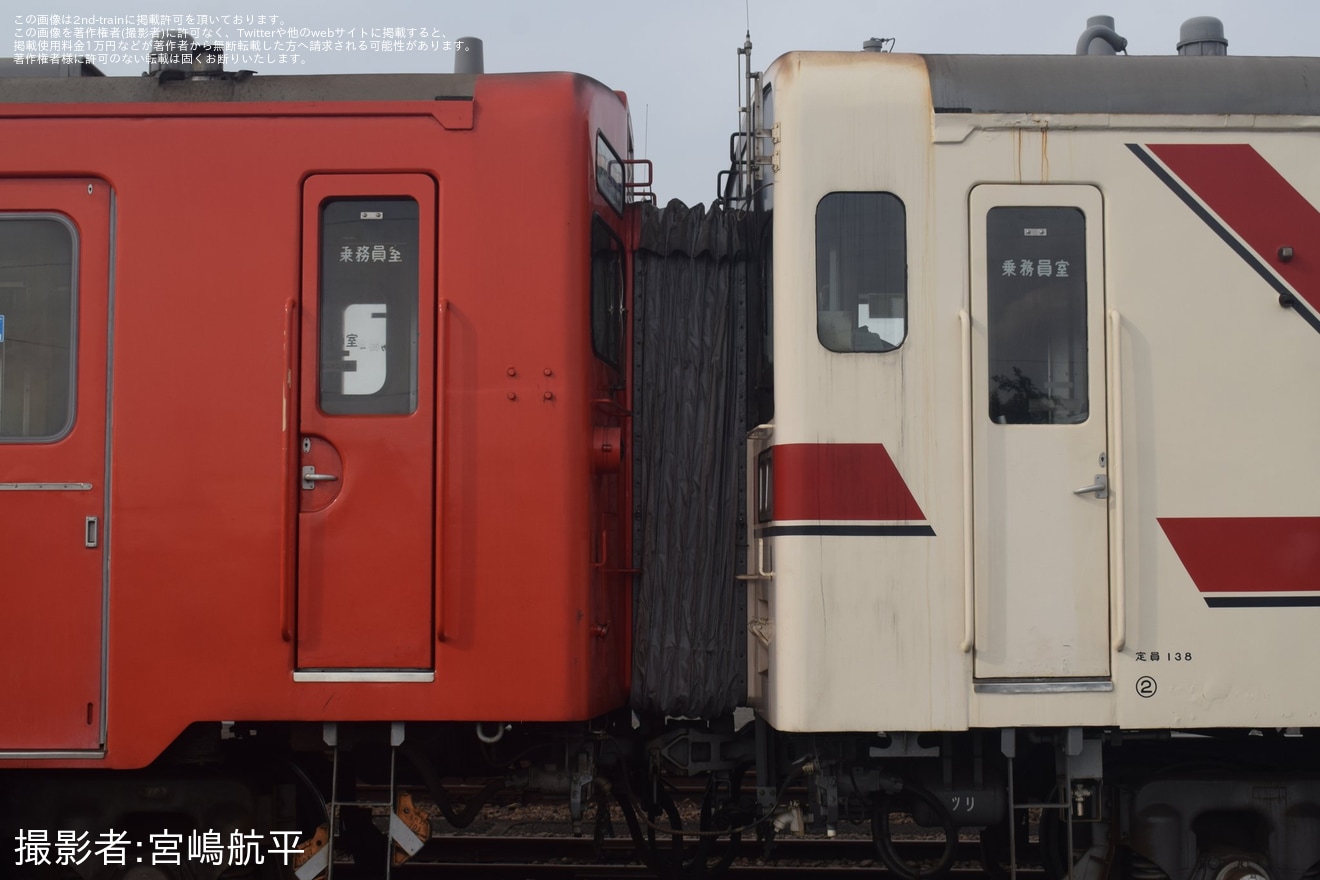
970,185,1110,683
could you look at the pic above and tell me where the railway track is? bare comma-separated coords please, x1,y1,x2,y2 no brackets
314,835,1046,879
334,865,1032,879
418,834,978,862
328,784,1052,879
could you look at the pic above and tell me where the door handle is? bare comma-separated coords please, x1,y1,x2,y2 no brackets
301,466,339,490
1072,474,1108,499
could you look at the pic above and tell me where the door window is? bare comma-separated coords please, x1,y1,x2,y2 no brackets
0,216,75,441
985,207,1088,425
318,199,419,415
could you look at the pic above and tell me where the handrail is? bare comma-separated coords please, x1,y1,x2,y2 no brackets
1109,309,1126,652
436,299,450,641
756,537,775,579
959,310,975,653
280,298,297,642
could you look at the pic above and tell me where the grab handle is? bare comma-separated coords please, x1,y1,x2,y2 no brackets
959,310,974,653
1109,309,1126,652
280,299,298,643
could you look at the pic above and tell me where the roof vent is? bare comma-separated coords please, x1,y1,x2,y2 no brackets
148,31,217,79
146,30,252,81
1178,17,1228,56
862,37,894,52
453,37,484,74
1076,15,1128,55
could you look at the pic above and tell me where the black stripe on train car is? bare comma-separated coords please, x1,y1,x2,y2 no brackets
755,525,937,537
1204,596,1320,608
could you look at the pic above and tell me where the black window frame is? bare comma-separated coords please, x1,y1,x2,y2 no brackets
590,214,625,369
756,449,774,523
595,132,625,217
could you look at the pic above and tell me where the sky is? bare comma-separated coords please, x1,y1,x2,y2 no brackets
8,0,1320,206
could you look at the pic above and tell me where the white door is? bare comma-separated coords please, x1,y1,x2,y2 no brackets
970,185,1110,680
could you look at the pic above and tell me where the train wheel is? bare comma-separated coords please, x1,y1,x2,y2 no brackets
871,783,958,880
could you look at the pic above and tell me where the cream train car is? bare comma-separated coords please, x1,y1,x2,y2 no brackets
742,42,1320,880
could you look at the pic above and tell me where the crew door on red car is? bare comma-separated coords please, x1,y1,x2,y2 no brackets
296,175,437,676
0,180,111,750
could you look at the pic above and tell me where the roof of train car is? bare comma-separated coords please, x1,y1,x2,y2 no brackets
921,54,1320,116
0,67,478,102
4,53,1318,115
761,52,1320,117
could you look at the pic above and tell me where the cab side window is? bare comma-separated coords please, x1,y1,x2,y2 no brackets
815,192,906,352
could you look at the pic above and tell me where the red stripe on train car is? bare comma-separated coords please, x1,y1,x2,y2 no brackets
1146,144,1320,315
772,443,926,522
1159,516,1320,595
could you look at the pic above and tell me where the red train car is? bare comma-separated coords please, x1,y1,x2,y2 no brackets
0,50,634,864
